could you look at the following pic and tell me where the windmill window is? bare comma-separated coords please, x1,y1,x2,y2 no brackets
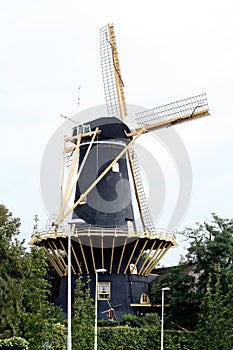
81,124,91,134
140,293,150,304
98,282,111,300
112,162,120,173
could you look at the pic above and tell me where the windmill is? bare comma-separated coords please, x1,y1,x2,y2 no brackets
101,300,122,321
31,24,210,319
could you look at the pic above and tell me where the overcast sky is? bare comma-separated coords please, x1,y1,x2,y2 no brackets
1,0,233,265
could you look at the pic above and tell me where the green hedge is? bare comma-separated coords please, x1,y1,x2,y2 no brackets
98,326,195,350
0,337,29,350
0,328,195,349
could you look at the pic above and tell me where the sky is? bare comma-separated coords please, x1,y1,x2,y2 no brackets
1,0,233,266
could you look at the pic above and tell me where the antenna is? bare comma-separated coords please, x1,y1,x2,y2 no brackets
77,85,81,110
60,114,89,129
60,114,80,125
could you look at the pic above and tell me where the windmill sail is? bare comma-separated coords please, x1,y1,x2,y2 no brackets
100,23,155,234
135,93,209,130
100,24,127,121
128,146,155,233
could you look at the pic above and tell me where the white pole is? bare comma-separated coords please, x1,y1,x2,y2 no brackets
161,289,164,350
94,272,98,350
67,232,72,350
161,287,170,350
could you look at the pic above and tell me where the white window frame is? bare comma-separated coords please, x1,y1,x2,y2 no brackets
98,282,111,300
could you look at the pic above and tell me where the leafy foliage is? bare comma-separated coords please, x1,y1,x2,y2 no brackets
72,275,95,349
183,213,233,295
98,326,195,350
120,313,160,328
121,314,144,328
43,322,67,350
141,312,160,326
151,265,199,330
0,336,29,349
0,205,27,338
150,214,233,332
195,272,233,349
21,247,66,349
0,205,67,349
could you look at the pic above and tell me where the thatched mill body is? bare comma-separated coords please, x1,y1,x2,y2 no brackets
31,24,210,320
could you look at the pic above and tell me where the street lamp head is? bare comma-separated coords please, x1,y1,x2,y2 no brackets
96,268,107,273
162,287,170,291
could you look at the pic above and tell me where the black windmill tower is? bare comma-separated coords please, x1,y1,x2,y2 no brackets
31,24,210,320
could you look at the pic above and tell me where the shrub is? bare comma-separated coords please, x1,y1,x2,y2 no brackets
0,337,29,349
98,326,195,350
120,314,143,327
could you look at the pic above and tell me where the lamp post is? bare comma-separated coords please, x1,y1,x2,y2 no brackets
94,268,107,350
161,287,170,350
67,232,72,350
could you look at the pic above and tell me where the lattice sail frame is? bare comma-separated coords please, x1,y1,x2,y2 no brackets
135,93,209,127
128,145,155,233
100,24,127,121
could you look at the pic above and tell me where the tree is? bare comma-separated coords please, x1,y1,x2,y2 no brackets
150,265,199,330
0,205,66,349
72,276,95,349
21,247,66,349
21,247,52,347
183,214,233,297
150,214,233,331
0,204,27,338
195,271,233,349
